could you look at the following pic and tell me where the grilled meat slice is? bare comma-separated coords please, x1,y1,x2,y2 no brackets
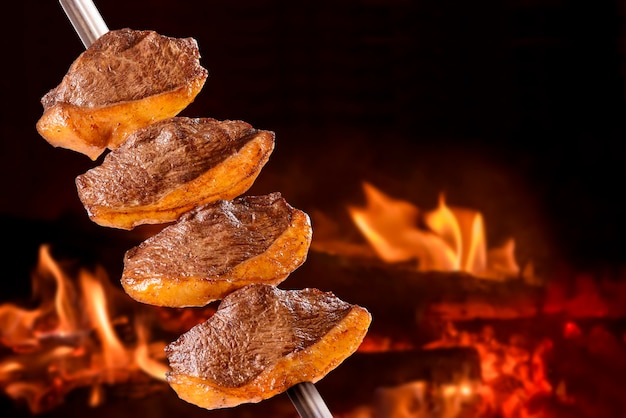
75,117,275,230
165,283,372,410
121,193,312,307
37,28,208,160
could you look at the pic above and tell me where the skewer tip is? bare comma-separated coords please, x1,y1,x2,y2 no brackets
287,382,334,418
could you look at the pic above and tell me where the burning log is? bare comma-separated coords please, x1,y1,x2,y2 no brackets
306,259,626,336
286,251,545,340
290,250,626,336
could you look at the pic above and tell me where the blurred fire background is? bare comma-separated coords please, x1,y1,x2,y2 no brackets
1,0,626,416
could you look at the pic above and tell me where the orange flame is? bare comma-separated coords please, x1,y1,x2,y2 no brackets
0,244,171,413
78,270,130,383
133,321,169,382
348,182,520,279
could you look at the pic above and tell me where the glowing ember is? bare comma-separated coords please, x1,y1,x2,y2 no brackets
348,182,520,279
0,245,171,414
344,324,557,418
370,380,480,418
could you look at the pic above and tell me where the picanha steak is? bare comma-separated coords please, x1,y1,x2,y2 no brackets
165,283,372,410
121,192,312,307
75,117,274,230
37,28,208,160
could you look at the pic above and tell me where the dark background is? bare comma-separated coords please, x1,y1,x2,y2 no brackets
1,0,625,279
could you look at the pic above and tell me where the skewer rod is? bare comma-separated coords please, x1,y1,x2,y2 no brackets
287,382,333,418
59,0,108,47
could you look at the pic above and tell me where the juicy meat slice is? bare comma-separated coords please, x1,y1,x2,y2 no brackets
37,28,208,160
75,117,275,230
121,193,312,307
165,283,372,410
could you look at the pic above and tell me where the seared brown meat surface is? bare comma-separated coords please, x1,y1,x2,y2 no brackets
121,193,312,307
165,283,372,409
75,117,274,230
37,28,208,160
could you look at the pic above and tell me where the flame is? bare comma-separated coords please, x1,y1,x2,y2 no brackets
0,245,81,349
348,182,520,279
133,320,169,382
0,244,172,413
78,270,130,383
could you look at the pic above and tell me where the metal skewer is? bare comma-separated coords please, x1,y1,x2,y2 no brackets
56,1,335,417
59,0,108,47
287,382,333,418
